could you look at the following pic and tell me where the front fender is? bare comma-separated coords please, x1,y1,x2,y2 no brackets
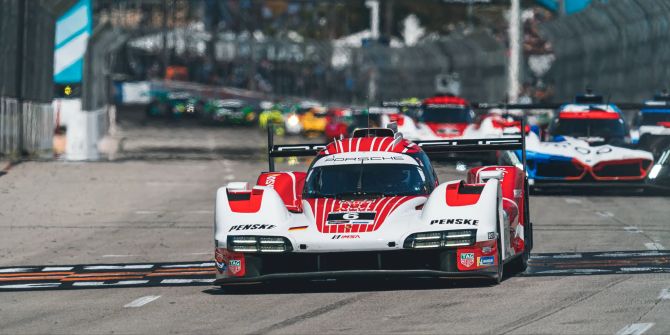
214,186,290,247
420,179,502,247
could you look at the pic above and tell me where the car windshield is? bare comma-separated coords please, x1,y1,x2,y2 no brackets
304,163,429,198
640,111,670,125
553,118,626,138
421,107,473,123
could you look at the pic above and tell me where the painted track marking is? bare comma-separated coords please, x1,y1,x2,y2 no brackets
615,323,654,335
644,243,665,251
624,226,642,233
596,211,614,218
659,288,670,300
124,295,161,308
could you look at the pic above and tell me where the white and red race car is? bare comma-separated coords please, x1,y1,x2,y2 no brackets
213,127,533,286
412,95,478,140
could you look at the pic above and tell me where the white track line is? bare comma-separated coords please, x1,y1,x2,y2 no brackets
161,278,215,284
615,323,654,335
135,210,212,215
624,226,642,233
659,288,670,300
161,263,214,268
644,242,665,251
42,267,73,271
0,283,62,289
0,268,34,273
596,211,614,218
124,295,161,308
84,265,153,270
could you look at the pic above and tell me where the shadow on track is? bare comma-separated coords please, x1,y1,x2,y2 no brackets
204,277,495,296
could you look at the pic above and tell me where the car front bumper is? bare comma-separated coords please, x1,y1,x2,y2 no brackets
214,249,498,285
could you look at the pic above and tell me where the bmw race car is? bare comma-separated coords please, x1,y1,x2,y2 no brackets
213,126,533,286
517,132,654,189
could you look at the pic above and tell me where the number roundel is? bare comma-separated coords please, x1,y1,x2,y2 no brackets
342,213,359,220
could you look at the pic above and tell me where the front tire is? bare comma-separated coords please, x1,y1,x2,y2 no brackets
491,199,503,285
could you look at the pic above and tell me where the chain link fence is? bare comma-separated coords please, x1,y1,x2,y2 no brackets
123,27,506,104
540,0,670,102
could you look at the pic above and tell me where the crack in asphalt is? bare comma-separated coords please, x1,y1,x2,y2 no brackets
634,289,664,323
493,276,631,334
248,293,374,335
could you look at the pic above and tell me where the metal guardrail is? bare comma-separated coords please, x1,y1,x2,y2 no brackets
0,98,20,157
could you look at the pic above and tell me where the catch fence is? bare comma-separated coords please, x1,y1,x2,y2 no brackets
540,0,670,101
123,28,507,104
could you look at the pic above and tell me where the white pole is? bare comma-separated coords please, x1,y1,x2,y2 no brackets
508,0,522,103
366,0,380,40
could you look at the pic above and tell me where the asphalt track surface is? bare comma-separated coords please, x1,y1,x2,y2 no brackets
1,121,670,334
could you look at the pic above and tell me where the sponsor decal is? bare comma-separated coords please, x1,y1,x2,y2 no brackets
477,256,495,266
214,249,226,273
430,218,479,226
228,224,276,232
482,247,493,254
331,234,360,239
460,253,475,268
228,259,242,275
288,226,308,231
323,156,404,162
263,174,280,187
338,200,376,212
488,232,496,240
327,212,376,225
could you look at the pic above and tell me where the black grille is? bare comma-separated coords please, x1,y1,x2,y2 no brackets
534,160,584,178
252,249,452,275
593,161,647,178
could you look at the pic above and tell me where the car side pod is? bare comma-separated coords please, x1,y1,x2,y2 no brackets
420,179,500,244
214,185,290,247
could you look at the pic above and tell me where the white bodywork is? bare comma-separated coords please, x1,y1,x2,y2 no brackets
525,132,653,167
633,125,670,140
215,155,508,257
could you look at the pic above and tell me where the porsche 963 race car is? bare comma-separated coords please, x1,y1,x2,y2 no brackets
213,126,533,286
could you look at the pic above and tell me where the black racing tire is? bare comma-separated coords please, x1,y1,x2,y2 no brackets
491,235,503,285
507,240,529,274
491,200,503,285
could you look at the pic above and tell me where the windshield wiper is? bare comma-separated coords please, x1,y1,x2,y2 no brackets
356,158,364,192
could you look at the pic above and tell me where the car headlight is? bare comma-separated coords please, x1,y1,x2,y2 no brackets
403,230,476,249
227,235,293,253
287,114,300,127
648,164,662,180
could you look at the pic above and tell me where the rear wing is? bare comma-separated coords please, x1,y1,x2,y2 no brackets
414,137,523,153
471,102,647,110
266,123,528,173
